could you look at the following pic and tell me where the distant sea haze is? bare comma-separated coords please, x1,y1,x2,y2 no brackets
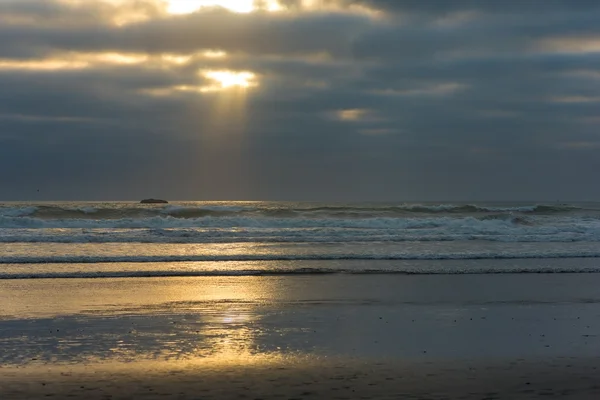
2,201,600,277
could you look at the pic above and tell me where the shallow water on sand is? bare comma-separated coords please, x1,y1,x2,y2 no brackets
2,273,600,366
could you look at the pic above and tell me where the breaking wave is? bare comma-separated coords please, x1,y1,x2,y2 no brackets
0,202,586,221
0,201,599,244
0,214,548,229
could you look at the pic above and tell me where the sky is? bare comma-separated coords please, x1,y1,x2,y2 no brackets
1,0,599,201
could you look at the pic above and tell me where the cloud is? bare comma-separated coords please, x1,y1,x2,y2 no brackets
1,0,600,200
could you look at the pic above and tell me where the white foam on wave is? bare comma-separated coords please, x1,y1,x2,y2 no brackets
0,202,585,221
67,206,98,214
404,204,457,212
402,204,540,213
1,214,600,243
479,205,538,212
160,205,249,214
0,214,549,229
160,205,190,214
0,206,38,217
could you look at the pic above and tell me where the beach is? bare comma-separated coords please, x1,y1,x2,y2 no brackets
5,0,600,394
3,201,600,398
3,356,600,399
2,273,600,398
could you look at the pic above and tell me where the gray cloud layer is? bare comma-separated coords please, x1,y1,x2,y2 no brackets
1,0,599,201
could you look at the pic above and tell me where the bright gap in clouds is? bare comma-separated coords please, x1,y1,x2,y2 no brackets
166,0,281,14
201,70,257,91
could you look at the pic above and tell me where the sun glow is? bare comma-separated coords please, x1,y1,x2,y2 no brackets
166,0,256,14
201,70,257,92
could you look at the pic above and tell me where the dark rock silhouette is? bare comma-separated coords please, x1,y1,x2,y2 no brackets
140,198,168,204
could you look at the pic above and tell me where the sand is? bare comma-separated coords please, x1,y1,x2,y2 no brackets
3,273,600,398
2,357,600,399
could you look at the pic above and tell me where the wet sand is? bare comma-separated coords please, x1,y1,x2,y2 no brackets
2,357,600,399
2,273,600,398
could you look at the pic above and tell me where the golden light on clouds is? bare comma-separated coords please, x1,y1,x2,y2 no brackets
95,52,149,64
0,59,90,71
201,70,258,92
0,52,196,71
160,54,192,64
334,108,384,122
333,108,387,129
202,50,228,58
539,37,600,54
162,0,378,15
56,0,157,26
0,50,231,73
165,0,280,14
337,108,371,121
53,0,380,25
135,67,259,97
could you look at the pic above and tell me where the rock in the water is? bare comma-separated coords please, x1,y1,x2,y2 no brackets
140,198,168,204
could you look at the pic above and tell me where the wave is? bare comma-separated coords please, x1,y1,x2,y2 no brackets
0,203,587,221
0,213,587,230
1,202,597,245
2,266,600,279
1,212,600,244
4,251,600,264
265,204,580,215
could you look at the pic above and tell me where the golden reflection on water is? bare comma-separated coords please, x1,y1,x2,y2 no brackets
0,276,285,365
0,275,281,317
178,276,273,362
197,309,258,360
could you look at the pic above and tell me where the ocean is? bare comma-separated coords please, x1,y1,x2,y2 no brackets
1,201,600,277
3,201,600,368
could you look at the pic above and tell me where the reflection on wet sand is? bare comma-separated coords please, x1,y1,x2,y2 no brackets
0,276,296,365
3,274,600,368
0,276,281,318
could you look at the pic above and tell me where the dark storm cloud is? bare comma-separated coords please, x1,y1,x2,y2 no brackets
1,0,599,200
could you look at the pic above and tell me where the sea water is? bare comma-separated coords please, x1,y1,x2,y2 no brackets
3,201,600,364
1,201,600,277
